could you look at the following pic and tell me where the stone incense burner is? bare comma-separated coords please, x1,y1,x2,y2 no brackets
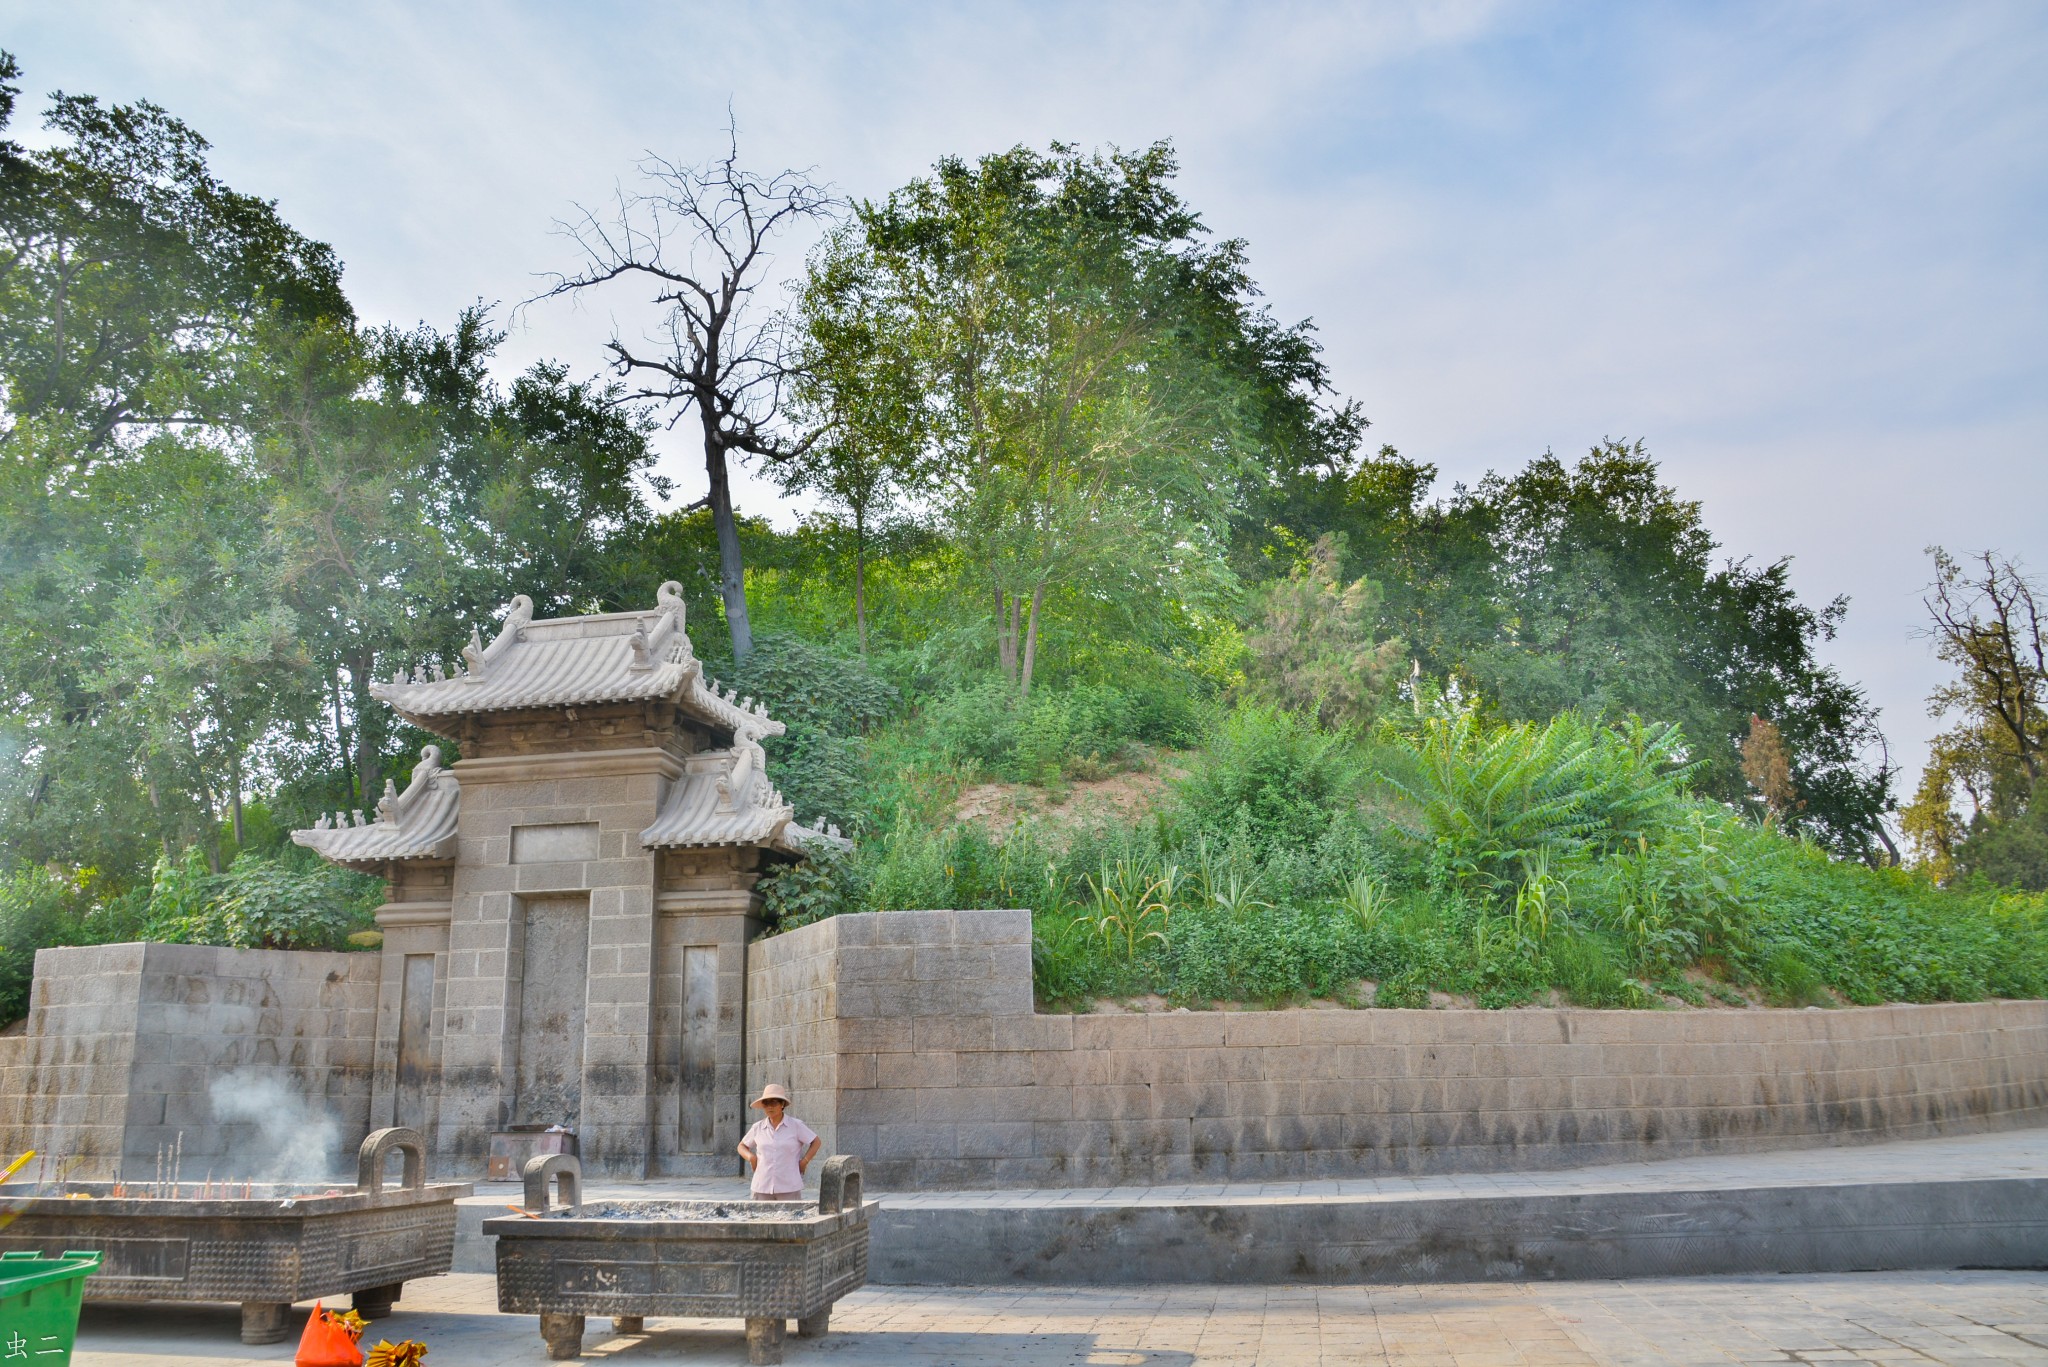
485,1153,874,1363
0,1128,470,1344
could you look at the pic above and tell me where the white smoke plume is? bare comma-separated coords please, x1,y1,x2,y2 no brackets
206,1071,341,1183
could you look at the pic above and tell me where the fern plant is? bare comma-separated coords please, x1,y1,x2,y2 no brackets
1377,707,1697,892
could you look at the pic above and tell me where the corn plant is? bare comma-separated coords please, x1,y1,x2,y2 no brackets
1509,847,1572,947
1083,858,1172,962
1194,842,1274,920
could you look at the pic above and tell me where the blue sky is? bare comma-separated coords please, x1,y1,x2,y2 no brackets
6,1,2045,796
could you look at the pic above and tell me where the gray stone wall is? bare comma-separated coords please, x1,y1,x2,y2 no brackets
743,914,845,1162
745,908,2048,1189
0,942,378,1181
0,944,147,1178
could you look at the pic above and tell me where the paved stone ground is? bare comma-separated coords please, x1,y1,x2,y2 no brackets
71,1271,2048,1365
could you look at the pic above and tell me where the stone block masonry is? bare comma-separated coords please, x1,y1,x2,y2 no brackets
0,942,379,1180
745,908,2048,1189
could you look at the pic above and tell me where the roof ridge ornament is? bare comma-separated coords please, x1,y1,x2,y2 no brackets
462,594,536,683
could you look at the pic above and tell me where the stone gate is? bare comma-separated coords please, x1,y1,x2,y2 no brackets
288,582,844,1176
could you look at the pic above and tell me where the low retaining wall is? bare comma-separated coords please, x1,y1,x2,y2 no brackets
869,1176,2048,1284
745,909,2048,1189
0,942,378,1180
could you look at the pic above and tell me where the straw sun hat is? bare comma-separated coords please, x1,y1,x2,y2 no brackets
750,1083,792,1108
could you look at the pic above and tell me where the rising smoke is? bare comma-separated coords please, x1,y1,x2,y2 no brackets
207,1071,341,1182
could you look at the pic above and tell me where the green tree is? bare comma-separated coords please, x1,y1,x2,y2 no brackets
1296,442,1892,856
852,141,1314,694
0,53,349,457
782,224,930,656
1903,549,2046,889
1243,533,1406,727
0,54,347,869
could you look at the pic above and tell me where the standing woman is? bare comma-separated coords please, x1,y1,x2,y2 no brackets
737,1083,820,1201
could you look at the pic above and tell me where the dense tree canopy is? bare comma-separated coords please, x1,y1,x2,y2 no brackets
0,57,661,887
1216,441,1893,855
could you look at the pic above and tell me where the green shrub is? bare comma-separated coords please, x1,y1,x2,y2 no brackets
1173,703,1361,857
920,679,1147,784
0,867,86,1024
718,632,900,734
718,634,899,834
1546,932,1649,1008
141,848,378,951
1167,905,1364,1005
1757,942,1831,1006
757,844,865,930
1376,708,1694,892
781,684,2048,1014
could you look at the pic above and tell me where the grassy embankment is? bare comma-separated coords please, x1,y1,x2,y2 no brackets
765,695,2048,1013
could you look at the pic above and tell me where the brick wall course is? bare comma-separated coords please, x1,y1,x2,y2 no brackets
0,943,377,1181
746,907,2048,1189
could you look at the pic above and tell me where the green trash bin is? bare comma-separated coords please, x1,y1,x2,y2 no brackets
0,1249,100,1366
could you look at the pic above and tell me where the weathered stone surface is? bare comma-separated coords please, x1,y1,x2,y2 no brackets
745,907,2048,1189
0,942,377,1179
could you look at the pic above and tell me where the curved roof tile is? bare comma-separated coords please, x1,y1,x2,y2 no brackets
292,745,460,867
369,582,784,739
640,740,849,855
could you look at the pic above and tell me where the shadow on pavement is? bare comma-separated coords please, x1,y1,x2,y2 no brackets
77,1301,1199,1365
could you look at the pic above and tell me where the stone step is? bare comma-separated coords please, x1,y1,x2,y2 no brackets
452,1127,2048,1284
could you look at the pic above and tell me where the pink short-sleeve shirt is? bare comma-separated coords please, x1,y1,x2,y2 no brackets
741,1114,817,1195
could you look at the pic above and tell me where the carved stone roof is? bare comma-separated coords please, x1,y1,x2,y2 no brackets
368,582,785,739
291,746,460,867
641,732,851,856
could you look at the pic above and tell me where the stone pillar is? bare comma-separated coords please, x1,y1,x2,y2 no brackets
651,848,763,1175
368,861,453,1139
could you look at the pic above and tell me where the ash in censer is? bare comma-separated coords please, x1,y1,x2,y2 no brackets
547,1201,818,1221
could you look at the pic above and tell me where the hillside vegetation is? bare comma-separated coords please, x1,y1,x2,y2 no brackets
3,56,2044,1022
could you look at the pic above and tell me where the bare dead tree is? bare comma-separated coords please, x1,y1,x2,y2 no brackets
537,135,837,660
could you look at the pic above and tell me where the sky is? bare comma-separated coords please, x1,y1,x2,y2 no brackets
6,1,2045,798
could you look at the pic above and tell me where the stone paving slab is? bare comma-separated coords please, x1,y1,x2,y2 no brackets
71,1270,2048,1364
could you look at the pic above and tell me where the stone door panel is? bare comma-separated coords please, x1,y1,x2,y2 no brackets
515,895,590,1127
680,944,718,1150
395,952,436,1131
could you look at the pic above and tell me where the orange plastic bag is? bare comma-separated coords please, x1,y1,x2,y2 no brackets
295,1303,367,1367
